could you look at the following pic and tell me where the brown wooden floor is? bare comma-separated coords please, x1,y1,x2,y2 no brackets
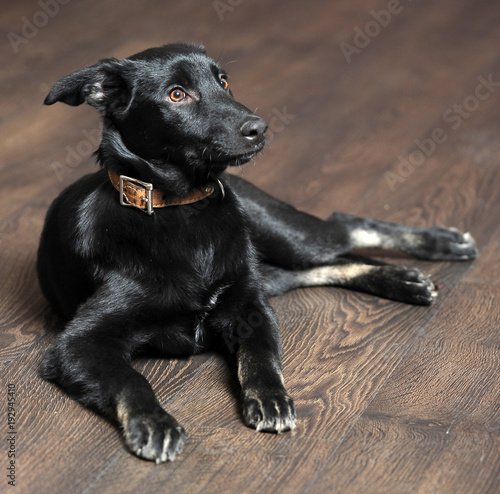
1,0,499,492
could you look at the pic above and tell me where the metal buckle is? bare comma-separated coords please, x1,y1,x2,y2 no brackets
119,175,154,215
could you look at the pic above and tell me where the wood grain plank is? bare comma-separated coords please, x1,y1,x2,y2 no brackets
86,424,334,494
309,284,500,494
233,0,500,217
464,224,500,287
0,205,47,367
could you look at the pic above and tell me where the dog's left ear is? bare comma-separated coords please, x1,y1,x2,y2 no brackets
44,58,135,115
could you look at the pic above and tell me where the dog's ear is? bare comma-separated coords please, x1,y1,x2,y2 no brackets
44,58,135,114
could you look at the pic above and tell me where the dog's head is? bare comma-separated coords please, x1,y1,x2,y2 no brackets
45,43,267,189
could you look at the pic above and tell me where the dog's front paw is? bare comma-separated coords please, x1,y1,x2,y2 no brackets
122,408,186,463
241,387,296,433
413,226,478,261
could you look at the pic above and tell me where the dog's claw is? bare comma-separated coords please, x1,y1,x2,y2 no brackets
412,226,478,261
242,387,296,434
122,408,186,464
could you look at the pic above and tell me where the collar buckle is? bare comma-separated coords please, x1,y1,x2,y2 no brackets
119,175,154,215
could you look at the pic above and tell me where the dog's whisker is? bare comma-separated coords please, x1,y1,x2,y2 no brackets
215,47,226,65
221,59,238,67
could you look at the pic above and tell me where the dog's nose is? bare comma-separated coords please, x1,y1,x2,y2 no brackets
240,117,267,142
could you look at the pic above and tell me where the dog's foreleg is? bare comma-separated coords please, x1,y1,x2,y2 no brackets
260,254,438,305
219,298,296,432
40,287,185,464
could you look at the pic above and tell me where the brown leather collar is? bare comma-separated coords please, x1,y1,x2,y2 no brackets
108,169,222,215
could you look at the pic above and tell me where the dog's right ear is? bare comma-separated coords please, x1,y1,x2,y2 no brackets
44,58,134,114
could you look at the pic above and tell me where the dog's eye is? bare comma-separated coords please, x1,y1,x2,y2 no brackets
219,76,229,90
169,89,186,102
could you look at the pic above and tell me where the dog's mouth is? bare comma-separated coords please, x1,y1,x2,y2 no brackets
202,144,264,169
212,152,258,167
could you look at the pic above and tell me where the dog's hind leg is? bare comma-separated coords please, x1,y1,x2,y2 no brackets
39,283,186,464
227,175,477,266
227,174,351,268
259,254,438,305
327,212,478,261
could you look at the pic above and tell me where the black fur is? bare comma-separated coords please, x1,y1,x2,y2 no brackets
38,43,478,463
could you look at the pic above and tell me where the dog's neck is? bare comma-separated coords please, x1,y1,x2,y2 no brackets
96,125,223,197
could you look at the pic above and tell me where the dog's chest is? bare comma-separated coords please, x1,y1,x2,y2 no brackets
142,200,249,291
152,196,248,270
193,282,230,345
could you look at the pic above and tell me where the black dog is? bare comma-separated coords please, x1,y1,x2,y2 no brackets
38,43,477,463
